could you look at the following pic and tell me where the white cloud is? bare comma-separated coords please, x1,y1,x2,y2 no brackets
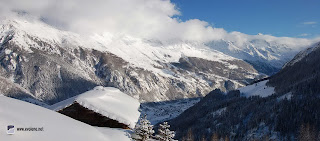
302,21,317,25
299,33,309,37
0,0,230,43
0,0,318,46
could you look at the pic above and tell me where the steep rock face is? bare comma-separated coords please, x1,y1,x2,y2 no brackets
0,41,256,104
171,57,257,91
0,41,102,104
0,18,259,104
173,57,256,80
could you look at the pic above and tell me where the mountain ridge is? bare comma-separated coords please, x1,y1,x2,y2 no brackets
0,15,317,105
0,16,257,104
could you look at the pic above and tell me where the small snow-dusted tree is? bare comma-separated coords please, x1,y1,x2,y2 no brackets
132,115,154,141
156,122,175,141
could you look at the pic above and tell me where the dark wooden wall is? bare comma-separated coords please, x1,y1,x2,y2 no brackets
58,102,129,129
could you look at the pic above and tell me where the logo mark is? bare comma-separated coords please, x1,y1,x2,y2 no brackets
7,125,15,135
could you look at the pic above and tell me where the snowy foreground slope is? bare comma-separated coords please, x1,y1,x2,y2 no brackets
0,95,131,141
50,86,140,129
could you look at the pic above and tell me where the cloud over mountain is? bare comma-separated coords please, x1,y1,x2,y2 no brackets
0,0,319,46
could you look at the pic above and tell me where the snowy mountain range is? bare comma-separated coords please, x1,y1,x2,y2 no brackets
0,14,317,105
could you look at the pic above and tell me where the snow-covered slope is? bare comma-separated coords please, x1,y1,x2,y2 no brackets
238,80,275,97
283,42,320,68
0,17,246,75
50,86,140,129
0,15,260,104
0,95,131,141
205,36,316,74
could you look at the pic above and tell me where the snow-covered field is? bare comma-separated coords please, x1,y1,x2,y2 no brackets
50,86,140,129
0,95,132,141
238,80,275,97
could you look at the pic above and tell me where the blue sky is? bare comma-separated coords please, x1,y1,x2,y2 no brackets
171,0,320,38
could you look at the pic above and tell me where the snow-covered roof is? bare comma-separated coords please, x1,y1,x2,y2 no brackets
49,86,140,129
0,95,131,141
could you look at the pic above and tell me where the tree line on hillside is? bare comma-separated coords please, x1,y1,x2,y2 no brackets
168,89,320,141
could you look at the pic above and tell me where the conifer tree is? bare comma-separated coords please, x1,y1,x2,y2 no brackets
156,122,175,141
132,115,154,141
